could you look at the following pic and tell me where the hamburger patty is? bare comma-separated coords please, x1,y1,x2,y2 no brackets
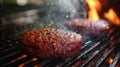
21,28,82,58
66,19,110,37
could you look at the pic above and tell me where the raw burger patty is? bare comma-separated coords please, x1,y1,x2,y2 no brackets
22,28,82,58
66,19,110,37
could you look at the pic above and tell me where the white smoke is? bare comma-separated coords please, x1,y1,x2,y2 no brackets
43,0,86,30
58,0,80,18
57,0,79,11
45,0,81,19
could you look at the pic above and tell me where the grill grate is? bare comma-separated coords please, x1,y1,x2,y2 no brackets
0,27,120,67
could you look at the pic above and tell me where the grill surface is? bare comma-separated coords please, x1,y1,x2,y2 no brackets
0,26,120,67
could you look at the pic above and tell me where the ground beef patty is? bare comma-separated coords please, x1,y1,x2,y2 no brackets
66,19,110,37
21,28,82,58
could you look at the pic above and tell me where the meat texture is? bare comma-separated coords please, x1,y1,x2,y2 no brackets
22,28,82,58
66,19,110,37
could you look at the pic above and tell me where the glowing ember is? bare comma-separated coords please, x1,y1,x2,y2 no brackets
34,65,38,67
32,58,38,61
86,0,101,20
103,8,120,26
11,54,27,63
108,57,113,64
18,63,25,67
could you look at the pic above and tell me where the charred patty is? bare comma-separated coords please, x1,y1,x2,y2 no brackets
21,28,82,58
66,19,110,37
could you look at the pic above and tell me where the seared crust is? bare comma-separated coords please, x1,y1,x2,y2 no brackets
22,28,82,58
67,19,110,37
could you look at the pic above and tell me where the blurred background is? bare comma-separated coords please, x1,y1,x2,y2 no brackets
0,0,120,23
0,0,44,17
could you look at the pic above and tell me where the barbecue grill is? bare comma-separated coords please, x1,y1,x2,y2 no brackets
0,10,120,67
0,25,120,67
0,0,120,67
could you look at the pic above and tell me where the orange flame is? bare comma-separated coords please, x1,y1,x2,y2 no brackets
108,57,113,64
103,8,120,26
86,0,101,20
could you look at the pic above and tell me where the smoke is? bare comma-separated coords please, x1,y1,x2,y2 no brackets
58,0,80,18
58,0,79,8
43,0,86,30
45,0,81,19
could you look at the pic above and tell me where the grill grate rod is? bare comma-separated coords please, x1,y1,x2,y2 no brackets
109,52,120,67
63,41,101,67
0,50,21,65
80,42,110,67
95,33,120,67
95,47,115,67
80,34,120,67
0,45,19,57
1,54,28,66
62,27,119,67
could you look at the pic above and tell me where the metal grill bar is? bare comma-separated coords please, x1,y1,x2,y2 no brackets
109,52,120,67
64,41,101,67
0,45,19,57
80,42,110,67
0,50,21,65
95,47,115,67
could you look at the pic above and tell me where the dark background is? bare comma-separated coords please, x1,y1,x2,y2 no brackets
0,0,120,18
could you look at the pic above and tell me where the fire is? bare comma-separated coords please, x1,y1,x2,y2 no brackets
86,0,101,20
86,0,120,26
103,8,120,26
108,57,113,64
